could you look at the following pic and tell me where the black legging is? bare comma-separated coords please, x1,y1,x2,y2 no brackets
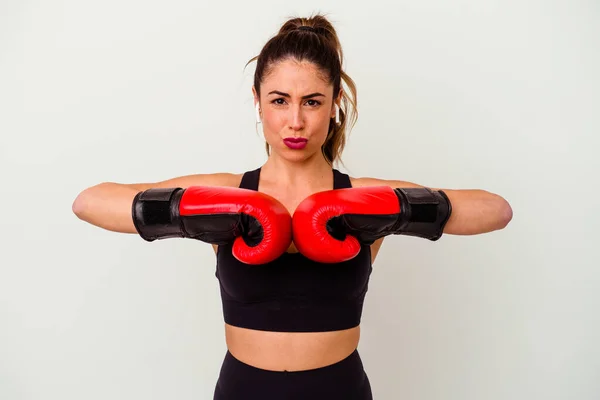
213,349,373,399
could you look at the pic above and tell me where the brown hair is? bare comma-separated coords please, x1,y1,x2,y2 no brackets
246,14,358,166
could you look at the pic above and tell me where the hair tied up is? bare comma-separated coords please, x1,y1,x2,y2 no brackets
247,14,358,167
296,26,317,33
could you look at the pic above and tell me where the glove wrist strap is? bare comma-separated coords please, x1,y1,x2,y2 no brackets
392,188,452,241
132,188,186,241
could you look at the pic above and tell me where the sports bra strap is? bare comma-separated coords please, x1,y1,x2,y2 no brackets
333,168,352,189
239,167,261,190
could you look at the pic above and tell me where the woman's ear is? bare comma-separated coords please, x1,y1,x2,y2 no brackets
252,86,259,107
335,88,343,106
332,88,343,111
252,86,262,123
331,89,343,120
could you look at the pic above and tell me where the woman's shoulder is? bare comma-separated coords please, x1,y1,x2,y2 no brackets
194,172,244,187
349,175,425,189
127,172,243,191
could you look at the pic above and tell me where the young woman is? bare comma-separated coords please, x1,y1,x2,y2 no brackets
73,15,512,400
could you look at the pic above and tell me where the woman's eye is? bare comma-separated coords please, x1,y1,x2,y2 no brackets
271,98,321,106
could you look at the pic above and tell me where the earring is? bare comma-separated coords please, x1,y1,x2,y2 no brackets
255,104,261,123
335,105,340,124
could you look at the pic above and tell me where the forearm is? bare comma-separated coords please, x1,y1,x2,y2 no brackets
72,182,139,234
441,189,512,235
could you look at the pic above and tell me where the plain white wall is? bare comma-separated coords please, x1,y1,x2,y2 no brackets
1,0,598,399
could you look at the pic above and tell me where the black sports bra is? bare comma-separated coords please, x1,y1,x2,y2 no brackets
215,167,373,332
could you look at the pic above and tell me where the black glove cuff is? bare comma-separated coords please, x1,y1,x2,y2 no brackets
132,187,186,241
392,188,452,241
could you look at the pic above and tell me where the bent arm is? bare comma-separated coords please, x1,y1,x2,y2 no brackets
72,173,241,234
352,177,513,236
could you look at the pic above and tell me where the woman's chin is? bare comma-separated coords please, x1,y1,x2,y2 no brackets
273,146,320,162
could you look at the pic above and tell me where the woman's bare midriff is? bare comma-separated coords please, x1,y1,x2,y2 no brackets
224,324,361,371
209,177,383,373
212,237,382,372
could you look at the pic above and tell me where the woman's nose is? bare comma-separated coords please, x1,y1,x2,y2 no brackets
288,106,305,130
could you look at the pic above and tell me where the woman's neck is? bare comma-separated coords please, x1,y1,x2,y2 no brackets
260,152,333,190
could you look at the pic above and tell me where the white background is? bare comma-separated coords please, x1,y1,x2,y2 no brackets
1,1,598,399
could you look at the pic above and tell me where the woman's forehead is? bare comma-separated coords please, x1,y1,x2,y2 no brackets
261,59,332,94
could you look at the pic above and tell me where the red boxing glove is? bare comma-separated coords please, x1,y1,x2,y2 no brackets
133,186,292,264
292,186,452,263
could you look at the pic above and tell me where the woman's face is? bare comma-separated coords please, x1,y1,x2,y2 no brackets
254,58,338,162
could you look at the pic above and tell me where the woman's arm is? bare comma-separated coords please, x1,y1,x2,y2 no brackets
351,177,513,236
72,173,242,234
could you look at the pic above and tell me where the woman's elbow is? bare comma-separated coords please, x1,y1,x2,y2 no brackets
72,191,86,218
497,195,513,230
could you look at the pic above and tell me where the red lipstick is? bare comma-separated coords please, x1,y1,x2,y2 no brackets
283,137,308,150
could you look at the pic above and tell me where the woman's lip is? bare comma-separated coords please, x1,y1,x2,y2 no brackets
283,138,308,149
283,137,308,143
